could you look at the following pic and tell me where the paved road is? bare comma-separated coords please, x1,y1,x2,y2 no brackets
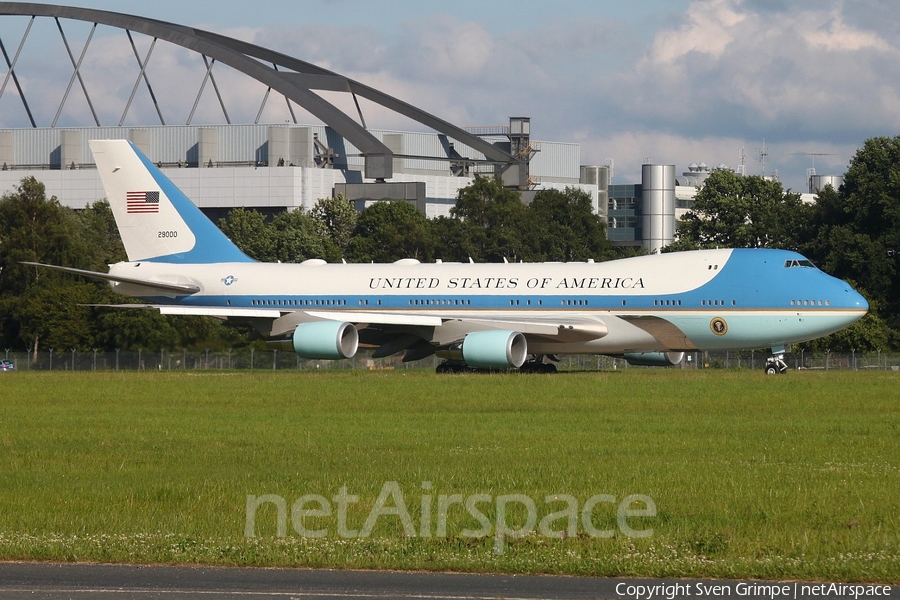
0,562,896,600
0,562,613,599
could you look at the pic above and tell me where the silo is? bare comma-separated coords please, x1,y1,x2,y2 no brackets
809,174,844,193
580,165,610,218
641,164,676,253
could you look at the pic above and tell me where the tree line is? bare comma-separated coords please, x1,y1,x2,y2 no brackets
2,135,898,354
217,177,618,265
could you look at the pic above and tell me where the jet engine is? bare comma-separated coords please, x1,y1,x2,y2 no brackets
460,330,528,369
292,321,358,359
622,351,684,367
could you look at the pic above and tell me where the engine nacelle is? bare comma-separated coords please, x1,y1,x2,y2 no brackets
292,321,358,359
461,330,528,369
622,351,684,367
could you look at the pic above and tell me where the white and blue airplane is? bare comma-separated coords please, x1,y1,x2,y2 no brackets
29,140,868,374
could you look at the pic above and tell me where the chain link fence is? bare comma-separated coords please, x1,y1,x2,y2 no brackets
2,349,899,372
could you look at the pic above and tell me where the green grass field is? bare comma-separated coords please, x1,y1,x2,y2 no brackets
0,369,897,582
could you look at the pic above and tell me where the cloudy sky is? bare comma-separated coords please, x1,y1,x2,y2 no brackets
1,0,898,191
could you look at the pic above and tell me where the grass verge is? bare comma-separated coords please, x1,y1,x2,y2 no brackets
0,369,897,581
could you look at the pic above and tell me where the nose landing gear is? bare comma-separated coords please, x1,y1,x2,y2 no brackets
764,346,789,375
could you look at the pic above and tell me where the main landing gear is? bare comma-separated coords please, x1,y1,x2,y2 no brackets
764,346,789,375
434,355,560,374
435,360,469,374
518,355,558,374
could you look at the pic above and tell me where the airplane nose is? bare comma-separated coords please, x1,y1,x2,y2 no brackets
848,287,869,311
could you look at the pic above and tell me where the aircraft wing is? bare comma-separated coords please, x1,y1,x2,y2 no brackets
71,299,611,341
284,310,609,343
21,262,201,295
76,299,612,358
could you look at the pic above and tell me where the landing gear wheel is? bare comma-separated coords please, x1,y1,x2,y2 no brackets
436,360,468,374
518,355,558,374
764,356,788,375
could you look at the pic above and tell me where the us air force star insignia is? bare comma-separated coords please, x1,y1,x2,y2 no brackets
710,317,728,336
222,275,237,286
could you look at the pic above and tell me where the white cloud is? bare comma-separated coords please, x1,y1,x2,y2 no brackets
644,0,747,64
618,0,900,142
401,16,494,80
802,7,890,52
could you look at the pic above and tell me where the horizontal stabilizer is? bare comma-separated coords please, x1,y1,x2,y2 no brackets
21,262,200,294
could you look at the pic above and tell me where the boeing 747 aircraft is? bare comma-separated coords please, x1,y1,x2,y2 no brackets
28,140,868,374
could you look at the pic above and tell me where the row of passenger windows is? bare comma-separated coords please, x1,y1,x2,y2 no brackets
251,299,348,307
247,298,826,309
407,299,472,306
245,297,675,308
792,299,830,306
401,299,589,307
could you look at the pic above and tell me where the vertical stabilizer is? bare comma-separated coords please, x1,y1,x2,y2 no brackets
90,139,254,264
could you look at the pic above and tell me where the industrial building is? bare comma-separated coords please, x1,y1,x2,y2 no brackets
1,124,840,255
0,121,593,223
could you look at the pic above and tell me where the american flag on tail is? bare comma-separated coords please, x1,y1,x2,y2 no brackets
126,191,160,213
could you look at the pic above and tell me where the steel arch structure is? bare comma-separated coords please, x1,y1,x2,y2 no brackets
0,2,519,180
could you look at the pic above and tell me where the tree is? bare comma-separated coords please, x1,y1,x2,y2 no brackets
525,187,615,262
667,170,810,251
429,215,480,263
347,201,434,263
310,194,357,259
0,178,103,354
74,200,127,268
270,209,327,263
448,176,529,262
793,137,900,344
217,207,276,261
811,136,900,332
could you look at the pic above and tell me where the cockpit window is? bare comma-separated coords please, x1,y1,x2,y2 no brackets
784,259,816,269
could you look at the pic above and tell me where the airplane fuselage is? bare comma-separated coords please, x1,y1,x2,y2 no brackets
108,247,868,355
